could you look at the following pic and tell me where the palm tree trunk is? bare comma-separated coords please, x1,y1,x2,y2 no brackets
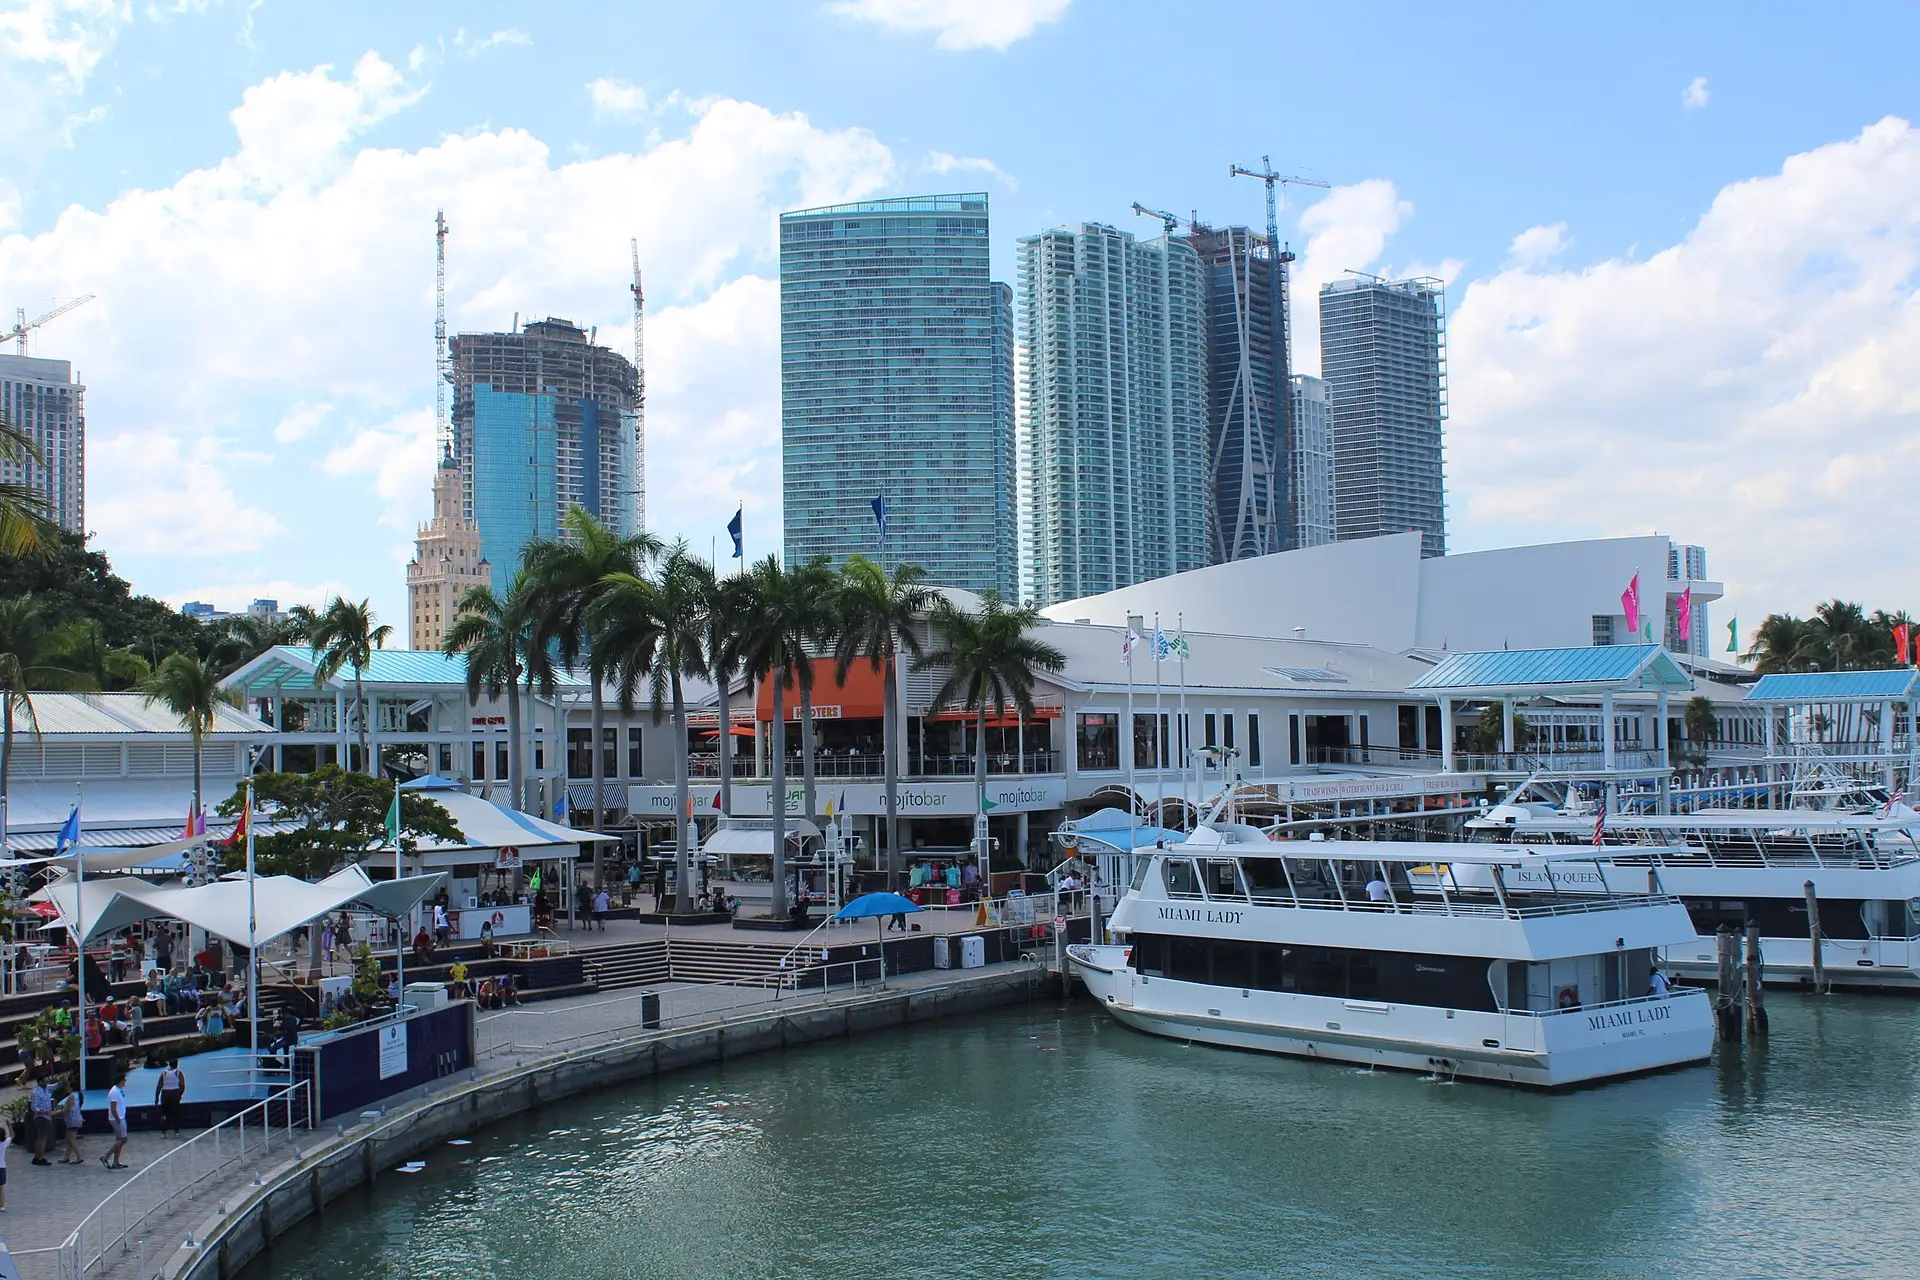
770,671,789,918
589,680,605,893
671,674,691,915
505,680,524,813
716,672,734,818
883,647,900,891
800,680,818,827
354,668,370,774
192,729,203,829
975,702,989,869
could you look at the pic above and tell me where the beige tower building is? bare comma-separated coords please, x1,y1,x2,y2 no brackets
407,450,491,650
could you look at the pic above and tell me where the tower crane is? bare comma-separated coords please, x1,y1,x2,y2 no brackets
5,294,95,356
1129,202,1181,237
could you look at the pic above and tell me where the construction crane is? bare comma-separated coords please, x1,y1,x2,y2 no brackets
1228,158,1330,551
630,237,648,531
1129,202,1181,237
5,294,95,356
434,211,451,457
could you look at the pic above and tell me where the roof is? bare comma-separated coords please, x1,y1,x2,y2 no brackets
1035,619,1431,698
1745,670,1920,703
40,865,449,945
13,693,272,737
395,775,618,854
223,645,591,695
1408,645,1693,696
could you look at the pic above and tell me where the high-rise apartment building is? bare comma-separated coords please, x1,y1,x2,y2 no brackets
1289,374,1335,548
407,450,492,650
1320,275,1447,558
1018,224,1208,606
0,354,84,534
779,194,1014,595
449,318,641,577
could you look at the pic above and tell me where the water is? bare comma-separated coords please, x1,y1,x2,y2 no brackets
245,992,1920,1280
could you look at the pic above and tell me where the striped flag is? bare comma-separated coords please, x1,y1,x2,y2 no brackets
1592,809,1605,849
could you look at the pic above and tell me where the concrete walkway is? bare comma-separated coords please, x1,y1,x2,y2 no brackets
1,960,1043,1279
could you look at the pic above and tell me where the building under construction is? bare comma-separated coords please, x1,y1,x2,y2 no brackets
450,318,642,576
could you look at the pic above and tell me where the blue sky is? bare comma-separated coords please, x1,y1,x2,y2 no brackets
4,0,1918,639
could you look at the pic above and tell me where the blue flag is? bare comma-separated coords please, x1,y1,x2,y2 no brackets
554,791,569,820
726,507,743,559
870,494,888,538
54,804,80,856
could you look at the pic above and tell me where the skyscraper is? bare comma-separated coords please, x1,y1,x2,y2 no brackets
1018,223,1208,606
0,354,84,534
779,193,1014,595
1185,226,1286,564
1320,275,1448,557
1289,374,1335,548
449,318,641,576
407,449,491,650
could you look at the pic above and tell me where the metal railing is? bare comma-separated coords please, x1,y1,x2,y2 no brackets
22,1080,312,1280
1504,987,1709,1018
1167,886,1684,921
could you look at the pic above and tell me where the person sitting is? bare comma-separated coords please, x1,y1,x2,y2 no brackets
476,977,501,1010
497,974,520,1006
196,1003,226,1036
412,928,435,964
480,921,497,958
99,997,132,1045
84,1010,104,1054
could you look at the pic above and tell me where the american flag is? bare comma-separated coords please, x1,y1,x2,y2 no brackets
1591,809,1605,848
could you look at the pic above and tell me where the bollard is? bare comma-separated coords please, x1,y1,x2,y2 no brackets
1714,925,1742,1042
1804,879,1827,994
1744,920,1768,1035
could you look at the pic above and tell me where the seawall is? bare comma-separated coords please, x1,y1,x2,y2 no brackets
165,965,1046,1280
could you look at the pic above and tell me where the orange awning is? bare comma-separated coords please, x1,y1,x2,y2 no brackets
753,658,888,721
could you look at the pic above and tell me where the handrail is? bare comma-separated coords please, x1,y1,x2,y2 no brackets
54,1079,311,1279
1170,888,1686,921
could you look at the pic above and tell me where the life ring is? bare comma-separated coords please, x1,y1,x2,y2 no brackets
1556,986,1580,1009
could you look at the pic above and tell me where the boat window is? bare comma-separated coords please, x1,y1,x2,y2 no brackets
1212,941,1256,988
1284,857,1338,902
1203,859,1247,900
1241,857,1290,901
1163,858,1202,898
1168,937,1210,983
1131,856,1154,893
1123,934,1500,1011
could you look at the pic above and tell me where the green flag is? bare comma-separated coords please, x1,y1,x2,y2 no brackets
982,797,999,812
386,787,401,848
1168,631,1190,659
1726,618,1738,654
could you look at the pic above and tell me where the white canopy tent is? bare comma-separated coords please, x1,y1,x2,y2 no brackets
398,776,618,870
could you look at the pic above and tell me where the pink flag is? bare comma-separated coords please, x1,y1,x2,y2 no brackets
1676,586,1692,642
1621,573,1641,636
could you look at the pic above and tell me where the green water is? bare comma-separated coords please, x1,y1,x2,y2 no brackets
245,992,1920,1280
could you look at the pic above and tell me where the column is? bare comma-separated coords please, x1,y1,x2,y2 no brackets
1655,690,1671,814
367,694,381,777
1439,700,1455,773
1016,811,1030,873
1883,697,1897,792
1501,698,1516,755
335,690,348,770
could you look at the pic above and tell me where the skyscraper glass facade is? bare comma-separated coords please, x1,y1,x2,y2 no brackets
1289,374,1335,548
1018,223,1208,606
779,194,1014,595
1320,276,1447,558
0,355,84,534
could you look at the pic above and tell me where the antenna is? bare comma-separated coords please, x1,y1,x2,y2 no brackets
630,237,647,532
434,210,451,458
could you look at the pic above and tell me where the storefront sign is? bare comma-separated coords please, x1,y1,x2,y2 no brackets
494,845,522,869
627,778,1065,818
378,1023,408,1079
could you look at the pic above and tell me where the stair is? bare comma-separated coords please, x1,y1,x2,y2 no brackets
664,939,829,986
579,940,669,992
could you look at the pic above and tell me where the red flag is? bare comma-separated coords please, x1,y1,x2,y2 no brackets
1676,587,1693,643
1621,574,1641,636
1896,623,1911,666
222,800,250,848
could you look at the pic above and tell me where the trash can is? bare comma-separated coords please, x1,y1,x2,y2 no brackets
933,937,952,969
638,990,662,1029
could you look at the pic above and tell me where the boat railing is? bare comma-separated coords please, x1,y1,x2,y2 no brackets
1504,988,1709,1019
1171,889,1685,921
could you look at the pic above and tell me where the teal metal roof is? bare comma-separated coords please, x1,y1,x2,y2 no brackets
1409,645,1693,694
225,646,589,693
1745,670,1920,702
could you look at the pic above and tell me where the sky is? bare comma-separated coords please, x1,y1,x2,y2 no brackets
3,0,1919,646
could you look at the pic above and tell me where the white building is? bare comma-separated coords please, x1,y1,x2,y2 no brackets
0,354,84,534
1289,374,1335,548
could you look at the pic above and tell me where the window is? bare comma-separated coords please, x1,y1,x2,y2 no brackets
1076,713,1118,771
1203,859,1245,899
1592,614,1615,646
472,743,486,780
494,742,508,779
1248,713,1262,767
602,728,618,779
1223,714,1235,753
628,728,645,778
567,728,592,779
1289,714,1302,766
1163,858,1201,897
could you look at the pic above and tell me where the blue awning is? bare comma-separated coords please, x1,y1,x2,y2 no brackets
1745,670,1920,703
1409,645,1692,696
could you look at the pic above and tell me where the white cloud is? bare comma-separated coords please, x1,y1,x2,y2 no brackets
1448,116,1920,621
1505,222,1568,269
588,76,648,119
926,150,1016,190
453,27,531,56
0,55,897,622
827,0,1070,50
1683,76,1710,109
0,0,132,143
1290,179,1413,377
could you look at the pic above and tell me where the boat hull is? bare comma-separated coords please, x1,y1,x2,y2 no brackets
1069,945,1714,1089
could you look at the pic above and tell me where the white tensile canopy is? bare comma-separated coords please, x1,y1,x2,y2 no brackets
37,864,449,946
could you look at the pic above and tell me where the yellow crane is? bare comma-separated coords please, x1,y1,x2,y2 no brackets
4,294,95,356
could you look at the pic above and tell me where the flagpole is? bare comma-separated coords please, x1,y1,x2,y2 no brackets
1178,613,1190,826
1153,612,1165,828
246,774,259,1090
72,786,85,1100
1125,631,1137,850
393,780,405,1011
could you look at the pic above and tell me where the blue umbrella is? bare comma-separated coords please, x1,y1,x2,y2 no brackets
833,893,922,987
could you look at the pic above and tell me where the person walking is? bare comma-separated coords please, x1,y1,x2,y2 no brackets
101,1070,130,1170
592,888,610,932
27,1075,53,1166
155,1059,186,1137
59,1083,85,1164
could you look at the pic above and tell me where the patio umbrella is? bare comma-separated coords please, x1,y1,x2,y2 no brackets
832,892,923,988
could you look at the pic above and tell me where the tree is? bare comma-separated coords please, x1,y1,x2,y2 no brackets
736,555,815,917
1465,704,1531,754
833,555,932,889
214,767,462,879
916,593,1065,876
595,546,706,913
141,653,229,828
0,596,94,843
55,619,150,691
0,411,59,558
523,506,660,889
1744,613,1811,674
309,598,392,774
786,556,838,828
442,577,551,813
1683,694,1718,746
205,606,317,675
0,529,204,666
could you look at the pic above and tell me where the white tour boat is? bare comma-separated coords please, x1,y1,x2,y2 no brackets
1067,830,1713,1089
1470,800,1920,990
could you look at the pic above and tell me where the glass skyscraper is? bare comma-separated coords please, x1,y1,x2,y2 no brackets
1289,374,1335,548
1018,223,1209,607
450,318,641,576
0,355,84,534
779,194,1014,595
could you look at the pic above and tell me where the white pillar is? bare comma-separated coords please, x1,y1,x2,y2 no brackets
335,689,348,770
1602,693,1617,771
1439,700,1455,773
1883,697,1897,792
367,694,381,777
1501,698,1516,754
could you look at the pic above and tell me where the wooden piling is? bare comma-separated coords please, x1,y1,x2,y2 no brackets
1714,924,1742,1042
1804,879,1827,994
1744,920,1768,1035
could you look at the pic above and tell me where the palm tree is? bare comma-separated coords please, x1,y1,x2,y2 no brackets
206,606,317,675
0,598,94,854
140,653,227,828
833,555,932,888
523,506,661,888
736,555,814,917
56,619,150,690
698,566,752,820
917,593,1065,880
443,577,552,812
309,598,392,774
594,544,708,913
1744,613,1811,674
786,556,839,828
0,412,59,558
1683,694,1718,750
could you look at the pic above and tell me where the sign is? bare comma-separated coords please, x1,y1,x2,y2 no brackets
785,705,841,720
378,1022,408,1080
629,778,1069,818
494,845,522,870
